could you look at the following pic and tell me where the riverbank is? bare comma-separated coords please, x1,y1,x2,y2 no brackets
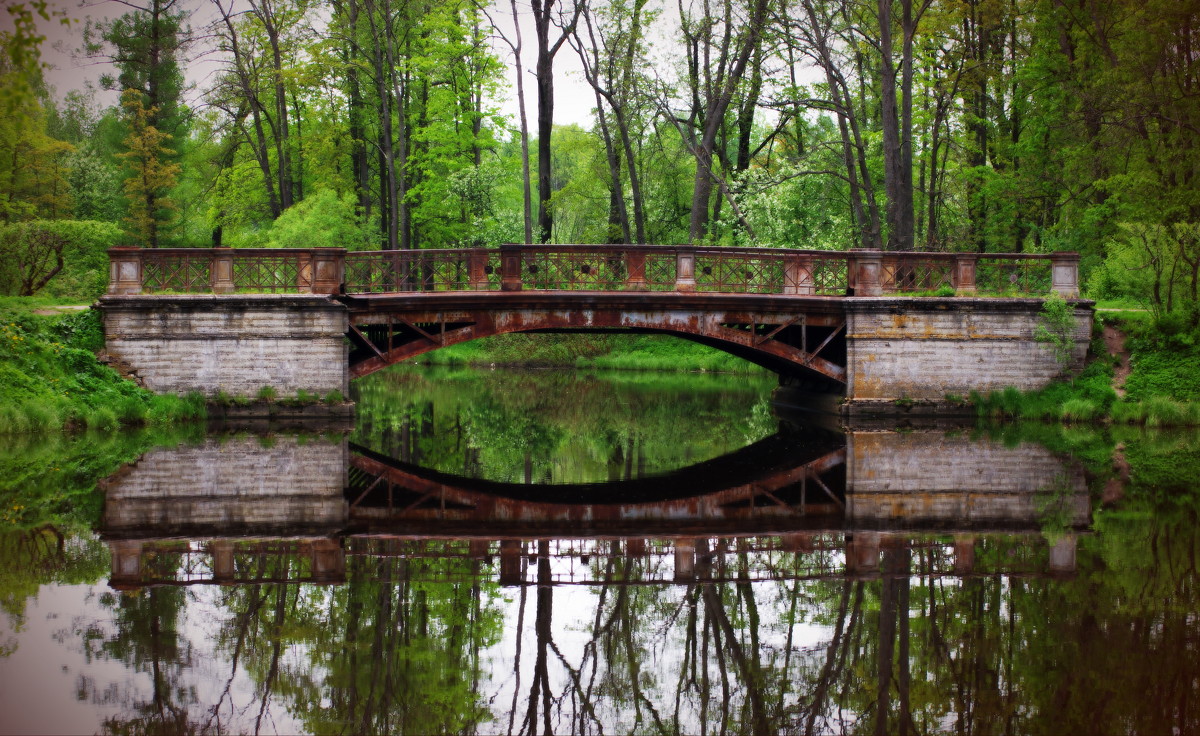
0,299,206,433
972,310,1200,426
401,332,771,373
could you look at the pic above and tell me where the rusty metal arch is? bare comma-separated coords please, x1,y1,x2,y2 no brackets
341,293,848,385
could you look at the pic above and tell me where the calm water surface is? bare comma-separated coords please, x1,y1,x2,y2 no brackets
1,366,1198,734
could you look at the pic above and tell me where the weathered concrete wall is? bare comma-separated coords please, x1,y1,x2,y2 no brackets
100,294,348,398
846,429,1089,529
101,435,349,536
844,298,1092,402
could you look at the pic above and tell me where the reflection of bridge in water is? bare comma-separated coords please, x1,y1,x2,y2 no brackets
99,428,1090,590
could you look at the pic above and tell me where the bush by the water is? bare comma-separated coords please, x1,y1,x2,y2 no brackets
0,302,205,433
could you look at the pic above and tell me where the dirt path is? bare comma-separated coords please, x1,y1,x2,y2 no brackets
31,304,90,316
1103,324,1132,397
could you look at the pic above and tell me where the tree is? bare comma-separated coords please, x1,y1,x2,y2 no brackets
531,0,581,243
117,89,180,247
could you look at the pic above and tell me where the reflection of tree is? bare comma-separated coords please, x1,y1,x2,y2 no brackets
80,585,197,735
204,541,504,734
352,367,776,484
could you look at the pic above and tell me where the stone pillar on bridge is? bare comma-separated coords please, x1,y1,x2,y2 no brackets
108,248,143,295
210,249,235,294
624,252,648,291
1051,252,1081,297
783,255,815,295
468,250,491,290
311,248,345,294
850,250,883,297
500,245,524,291
953,253,979,296
675,248,696,292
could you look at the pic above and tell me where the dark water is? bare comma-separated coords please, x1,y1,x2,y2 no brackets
1,366,1199,735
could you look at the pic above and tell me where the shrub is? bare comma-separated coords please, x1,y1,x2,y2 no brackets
0,220,124,300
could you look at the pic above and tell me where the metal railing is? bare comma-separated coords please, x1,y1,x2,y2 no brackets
107,245,1081,298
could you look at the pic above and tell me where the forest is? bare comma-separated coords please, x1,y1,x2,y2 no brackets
0,0,1198,314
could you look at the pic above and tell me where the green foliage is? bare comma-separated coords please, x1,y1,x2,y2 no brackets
266,189,369,251
973,360,1117,422
353,365,777,484
413,333,769,374
0,219,123,299
1035,292,1078,366
0,301,205,433
323,389,344,404
256,385,277,401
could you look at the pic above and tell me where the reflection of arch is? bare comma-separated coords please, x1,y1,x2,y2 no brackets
345,432,847,536
342,293,848,384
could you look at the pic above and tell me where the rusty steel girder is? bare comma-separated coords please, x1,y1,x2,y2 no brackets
341,291,848,383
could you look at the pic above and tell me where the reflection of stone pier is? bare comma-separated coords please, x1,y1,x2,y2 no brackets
845,430,1089,531
100,436,349,537
100,435,351,590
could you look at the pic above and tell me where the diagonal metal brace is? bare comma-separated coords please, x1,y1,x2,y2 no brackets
397,317,443,345
805,321,845,365
754,315,803,346
348,324,385,358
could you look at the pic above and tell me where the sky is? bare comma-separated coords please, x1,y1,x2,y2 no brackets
4,0,600,129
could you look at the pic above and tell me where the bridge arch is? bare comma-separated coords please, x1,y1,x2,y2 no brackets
342,292,848,385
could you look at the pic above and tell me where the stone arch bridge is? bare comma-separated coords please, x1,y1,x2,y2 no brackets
99,244,1091,411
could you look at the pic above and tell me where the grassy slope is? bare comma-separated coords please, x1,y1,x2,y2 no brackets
0,299,205,433
975,310,1200,425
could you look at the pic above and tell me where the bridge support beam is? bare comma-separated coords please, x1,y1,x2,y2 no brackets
99,294,349,400
842,297,1093,414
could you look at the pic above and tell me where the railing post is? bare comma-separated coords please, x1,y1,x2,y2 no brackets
953,253,979,296
625,250,648,291
312,248,345,294
107,247,143,295
211,248,235,294
468,249,490,290
1050,251,1080,297
850,249,883,297
500,244,524,291
674,539,697,582
296,252,314,293
210,540,236,584
675,247,696,293
783,254,814,295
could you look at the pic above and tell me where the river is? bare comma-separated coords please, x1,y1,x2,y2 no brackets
0,365,1197,734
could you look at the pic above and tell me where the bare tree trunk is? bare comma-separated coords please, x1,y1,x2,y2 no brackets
531,0,579,244
511,0,534,243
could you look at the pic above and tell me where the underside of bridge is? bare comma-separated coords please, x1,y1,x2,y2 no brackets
340,292,848,387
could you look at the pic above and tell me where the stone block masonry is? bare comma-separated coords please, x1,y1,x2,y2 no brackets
100,435,348,536
844,297,1093,404
99,294,349,399
846,430,1089,530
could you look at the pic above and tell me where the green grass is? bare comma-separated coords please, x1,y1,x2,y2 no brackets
408,333,769,374
0,301,206,434
971,311,1200,426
